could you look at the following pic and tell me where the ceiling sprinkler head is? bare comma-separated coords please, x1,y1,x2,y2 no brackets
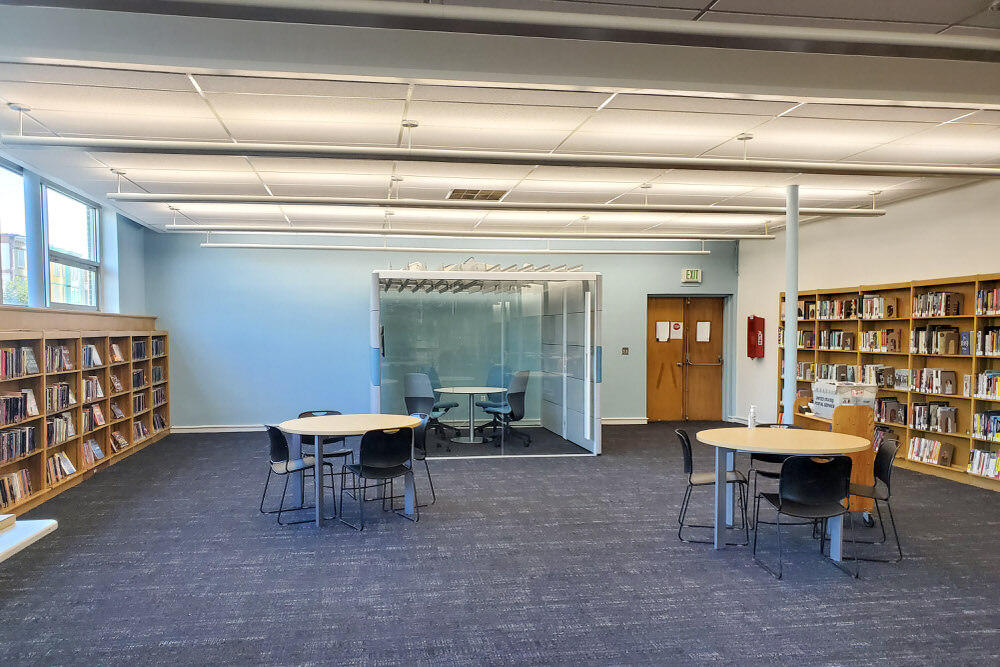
110,168,126,175
640,183,653,189
401,120,419,128
390,176,404,182
7,102,30,112
736,133,754,141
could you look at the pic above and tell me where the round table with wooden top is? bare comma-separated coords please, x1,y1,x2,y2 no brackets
695,427,870,559
435,386,507,445
278,413,422,526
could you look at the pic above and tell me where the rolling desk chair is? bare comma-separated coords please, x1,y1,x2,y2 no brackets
418,366,460,414
404,373,452,443
476,364,513,431
482,371,531,446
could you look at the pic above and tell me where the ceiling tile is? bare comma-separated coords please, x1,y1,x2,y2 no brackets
448,0,703,19
578,109,767,136
611,193,728,206
0,64,192,90
193,75,408,98
890,122,1000,146
848,142,1000,164
26,110,230,141
409,126,567,151
957,110,1000,125
751,116,933,143
963,9,1000,29
258,171,388,187
395,163,533,179
407,100,592,131
248,157,394,175
557,131,729,156
528,166,662,182
708,0,985,24
701,10,944,33
412,85,607,108
651,170,795,186
705,137,875,161
265,184,389,198
130,181,272,196
207,93,406,124
499,190,619,205
607,94,794,116
0,82,213,117
785,103,964,123
940,25,1000,37
224,118,400,144
93,154,253,171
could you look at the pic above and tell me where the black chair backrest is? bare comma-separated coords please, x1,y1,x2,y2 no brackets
265,425,290,464
779,455,852,507
404,373,436,415
506,371,530,422
675,429,694,475
359,427,414,469
875,439,899,490
761,423,803,429
298,410,342,418
410,413,429,454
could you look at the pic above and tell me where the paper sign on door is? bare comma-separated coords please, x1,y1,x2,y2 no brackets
670,321,683,339
696,321,711,342
655,321,671,341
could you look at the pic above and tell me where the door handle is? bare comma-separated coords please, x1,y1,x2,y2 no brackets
685,354,723,366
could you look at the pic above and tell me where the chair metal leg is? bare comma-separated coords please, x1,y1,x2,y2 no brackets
394,471,420,522
845,499,903,563
678,483,748,546
752,496,783,579
259,468,273,514
338,472,366,531
423,459,436,506
827,512,861,578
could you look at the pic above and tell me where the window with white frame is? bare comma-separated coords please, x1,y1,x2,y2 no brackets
0,163,29,306
44,185,100,309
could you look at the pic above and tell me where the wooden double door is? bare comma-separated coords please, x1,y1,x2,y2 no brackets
646,297,725,421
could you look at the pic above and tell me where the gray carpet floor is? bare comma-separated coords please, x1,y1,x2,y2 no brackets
2,421,1000,665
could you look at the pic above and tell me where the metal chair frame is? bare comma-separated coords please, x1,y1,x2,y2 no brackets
259,425,336,525
675,429,749,546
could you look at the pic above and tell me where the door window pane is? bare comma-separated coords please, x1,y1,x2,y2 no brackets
0,166,28,306
45,186,98,261
49,261,97,308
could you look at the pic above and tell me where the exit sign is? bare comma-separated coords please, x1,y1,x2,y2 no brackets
682,268,702,283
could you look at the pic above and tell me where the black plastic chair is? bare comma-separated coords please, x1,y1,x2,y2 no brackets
410,412,436,506
259,425,335,525
752,455,859,579
339,427,418,531
297,410,355,464
675,429,748,545
847,439,903,563
748,424,808,529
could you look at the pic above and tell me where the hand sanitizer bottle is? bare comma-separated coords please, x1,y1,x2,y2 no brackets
748,405,757,429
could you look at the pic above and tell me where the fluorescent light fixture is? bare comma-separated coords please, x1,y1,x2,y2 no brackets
199,242,712,255
107,192,884,217
7,136,1000,178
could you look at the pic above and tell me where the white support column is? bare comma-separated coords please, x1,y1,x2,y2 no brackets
21,170,45,308
782,185,799,424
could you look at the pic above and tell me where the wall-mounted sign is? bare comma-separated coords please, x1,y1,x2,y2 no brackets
682,268,702,284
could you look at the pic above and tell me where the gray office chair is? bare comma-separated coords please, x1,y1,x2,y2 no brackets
404,373,452,441
418,365,460,413
475,364,512,411
481,370,531,446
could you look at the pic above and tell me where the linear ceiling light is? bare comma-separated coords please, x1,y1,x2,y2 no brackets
199,242,711,255
108,193,885,217
167,224,773,240
6,136,999,179
15,0,1000,62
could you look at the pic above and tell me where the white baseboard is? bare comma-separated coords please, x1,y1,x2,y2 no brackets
171,424,265,433
601,417,648,425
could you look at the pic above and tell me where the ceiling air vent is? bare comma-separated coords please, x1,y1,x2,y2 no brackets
446,189,508,201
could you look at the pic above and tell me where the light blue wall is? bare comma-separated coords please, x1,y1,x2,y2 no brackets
143,232,738,427
116,216,147,314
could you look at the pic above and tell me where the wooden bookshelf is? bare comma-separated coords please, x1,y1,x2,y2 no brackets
1,313,169,516
778,273,1000,493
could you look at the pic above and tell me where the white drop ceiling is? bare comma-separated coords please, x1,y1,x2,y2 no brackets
0,58,998,237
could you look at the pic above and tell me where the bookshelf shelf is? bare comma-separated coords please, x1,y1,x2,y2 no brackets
0,320,169,516
779,274,1000,493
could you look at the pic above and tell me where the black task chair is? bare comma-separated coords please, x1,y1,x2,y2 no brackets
748,424,808,529
675,429,749,545
339,427,418,531
481,370,531,446
752,455,859,579
847,439,903,563
259,426,336,525
410,412,436,506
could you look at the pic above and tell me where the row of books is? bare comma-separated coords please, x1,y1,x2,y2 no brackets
133,394,145,413
860,295,898,320
876,397,906,425
0,346,39,380
861,364,901,388
0,426,37,464
46,412,76,445
818,364,860,382
909,326,969,355
132,368,146,388
45,451,77,485
913,291,962,317
82,343,103,368
45,345,74,373
796,300,817,320
152,365,164,383
109,430,129,453
976,288,1000,316
1,389,39,426
152,412,167,431
969,448,1000,479
873,425,898,453
82,438,105,467
152,386,167,406
910,402,958,433
152,338,165,356
860,329,901,353
975,371,1000,400
0,469,32,509
83,404,106,432
978,327,1000,357
133,419,149,442
818,330,854,351
84,375,104,401
973,410,1000,443
817,298,857,320
132,340,147,360
908,437,955,466
911,368,959,395
45,382,76,412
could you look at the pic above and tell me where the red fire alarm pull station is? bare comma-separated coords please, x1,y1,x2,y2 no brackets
747,316,765,358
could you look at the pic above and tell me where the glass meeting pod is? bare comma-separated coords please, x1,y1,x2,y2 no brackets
370,267,602,457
